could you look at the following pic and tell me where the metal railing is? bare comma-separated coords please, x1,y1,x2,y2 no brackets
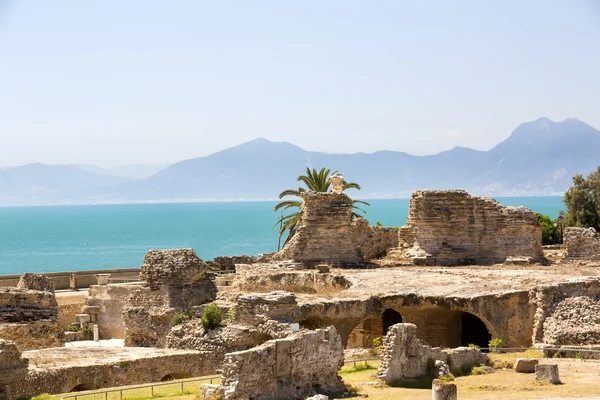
61,375,222,400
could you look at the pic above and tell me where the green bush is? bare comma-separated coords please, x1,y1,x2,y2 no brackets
471,366,487,375
373,336,383,352
438,373,455,382
488,338,503,353
66,323,82,332
226,305,236,323
202,303,222,330
535,212,558,245
468,343,480,349
172,310,193,326
81,322,93,338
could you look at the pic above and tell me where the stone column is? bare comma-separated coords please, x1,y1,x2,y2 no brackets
432,379,457,400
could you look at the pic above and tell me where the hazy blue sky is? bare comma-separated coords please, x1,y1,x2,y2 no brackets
1,0,599,167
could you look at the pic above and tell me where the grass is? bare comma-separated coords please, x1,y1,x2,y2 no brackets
339,353,600,400
340,361,377,374
31,378,222,400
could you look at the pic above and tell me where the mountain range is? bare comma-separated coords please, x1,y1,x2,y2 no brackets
2,117,599,206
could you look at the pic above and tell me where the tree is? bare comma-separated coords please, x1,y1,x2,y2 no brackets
563,166,600,232
274,167,369,248
534,212,556,245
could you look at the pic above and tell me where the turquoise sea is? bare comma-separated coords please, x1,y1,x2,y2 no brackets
0,197,565,275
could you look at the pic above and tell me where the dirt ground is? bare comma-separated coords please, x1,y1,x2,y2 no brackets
342,354,600,400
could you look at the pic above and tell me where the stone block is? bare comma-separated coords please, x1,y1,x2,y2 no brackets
535,364,560,384
76,314,91,324
305,395,329,400
432,379,457,400
17,273,55,294
200,384,223,400
514,358,538,373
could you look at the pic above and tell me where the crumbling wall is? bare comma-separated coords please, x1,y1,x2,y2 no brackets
274,192,397,265
5,348,212,400
388,190,544,265
230,270,351,295
0,287,64,350
563,227,600,263
532,278,600,344
376,323,488,384
234,291,300,326
220,326,345,400
0,340,29,387
16,273,55,294
123,249,217,347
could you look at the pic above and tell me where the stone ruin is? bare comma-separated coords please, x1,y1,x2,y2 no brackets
0,340,29,399
123,249,217,347
563,227,600,263
377,323,488,384
17,273,55,294
388,190,544,265
274,192,397,265
0,273,63,351
203,326,345,400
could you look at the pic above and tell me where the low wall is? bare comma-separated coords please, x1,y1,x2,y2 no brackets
6,347,214,400
0,268,141,290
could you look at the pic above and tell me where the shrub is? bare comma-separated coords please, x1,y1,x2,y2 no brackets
202,303,222,330
82,322,93,337
172,310,193,326
373,336,383,352
471,366,488,375
488,338,503,353
438,373,455,382
226,305,236,323
66,324,82,332
468,343,480,349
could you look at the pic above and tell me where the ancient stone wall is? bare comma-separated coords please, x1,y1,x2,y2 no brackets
220,326,345,400
234,291,300,326
123,249,217,347
5,347,213,400
532,278,600,344
0,340,28,386
389,190,544,265
274,192,397,265
376,323,488,384
563,227,600,263
0,287,64,350
16,273,55,294
85,284,141,339
231,270,351,295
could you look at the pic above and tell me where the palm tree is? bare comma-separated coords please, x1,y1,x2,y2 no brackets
274,167,369,249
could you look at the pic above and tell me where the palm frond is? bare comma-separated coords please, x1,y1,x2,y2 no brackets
274,200,303,212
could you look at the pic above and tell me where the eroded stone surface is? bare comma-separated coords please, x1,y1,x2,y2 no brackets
220,326,345,400
432,379,457,400
0,339,28,385
387,190,544,266
564,227,600,263
535,364,560,384
274,192,397,265
542,295,600,345
123,249,217,347
0,287,63,350
514,358,538,373
17,273,55,294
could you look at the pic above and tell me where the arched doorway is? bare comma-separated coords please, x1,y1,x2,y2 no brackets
460,312,492,348
382,309,403,335
70,384,93,392
161,372,193,381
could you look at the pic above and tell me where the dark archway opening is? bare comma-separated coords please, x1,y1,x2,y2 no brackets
161,372,193,381
70,384,93,393
382,309,403,335
460,312,492,348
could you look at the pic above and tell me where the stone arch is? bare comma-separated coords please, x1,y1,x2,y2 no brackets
70,384,93,392
161,372,193,381
346,308,404,349
381,308,403,335
460,311,492,348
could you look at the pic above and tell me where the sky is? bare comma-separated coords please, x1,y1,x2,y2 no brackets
1,0,600,168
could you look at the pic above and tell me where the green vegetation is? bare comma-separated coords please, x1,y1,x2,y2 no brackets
563,166,600,231
226,305,236,324
274,167,369,248
467,343,480,349
535,212,559,245
488,338,503,353
201,303,222,330
81,322,93,338
340,361,376,374
172,310,194,326
471,366,488,375
373,336,383,352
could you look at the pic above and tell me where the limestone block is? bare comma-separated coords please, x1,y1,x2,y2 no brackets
95,274,111,285
17,273,55,294
514,358,538,373
432,379,457,400
563,227,600,262
445,347,489,375
0,339,29,385
535,364,560,384
305,395,329,400
76,314,91,324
